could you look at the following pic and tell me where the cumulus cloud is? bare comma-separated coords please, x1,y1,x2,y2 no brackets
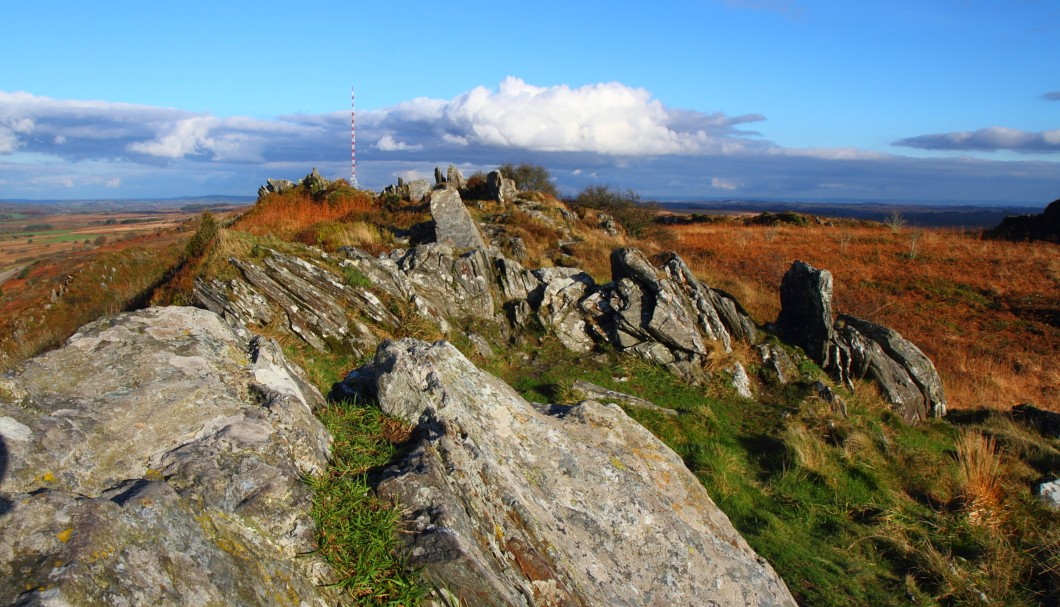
894,126,1060,153
361,77,768,157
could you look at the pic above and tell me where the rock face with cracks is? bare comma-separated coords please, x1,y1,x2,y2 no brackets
350,338,797,607
0,306,335,606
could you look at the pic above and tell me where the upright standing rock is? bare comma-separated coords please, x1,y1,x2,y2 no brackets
429,187,487,250
446,164,467,189
776,260,835,365
486,170,518,204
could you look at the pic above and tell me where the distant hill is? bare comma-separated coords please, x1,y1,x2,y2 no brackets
661,200,1047,228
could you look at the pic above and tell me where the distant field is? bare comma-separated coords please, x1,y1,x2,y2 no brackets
0,209,241,276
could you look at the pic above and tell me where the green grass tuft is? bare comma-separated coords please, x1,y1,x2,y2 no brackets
311,399,428,606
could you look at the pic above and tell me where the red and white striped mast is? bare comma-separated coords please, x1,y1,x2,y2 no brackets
350,87,359,189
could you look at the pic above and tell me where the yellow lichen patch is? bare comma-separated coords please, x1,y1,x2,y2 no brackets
494,523,505,541
39,471,57,484
144,468,164,481
56,528,73,543
609,456,626,471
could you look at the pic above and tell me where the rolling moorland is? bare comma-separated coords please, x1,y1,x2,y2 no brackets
1,169,1058,606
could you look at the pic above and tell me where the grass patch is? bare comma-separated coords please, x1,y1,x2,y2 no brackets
310,399,427,606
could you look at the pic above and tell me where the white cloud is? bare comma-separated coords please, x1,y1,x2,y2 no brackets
106,177,121,188
711,177,738,190
375,134,423,152
364,77,767,157
128,116,218,158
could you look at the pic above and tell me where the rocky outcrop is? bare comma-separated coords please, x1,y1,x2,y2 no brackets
830,315,946,420
984,198,1059,243
257,168,332,199
195,247,388,358
383,177,431,202
0,307,334,606
776,260,947,422
430,187,488,250
605,248,756,380
347,339,797,607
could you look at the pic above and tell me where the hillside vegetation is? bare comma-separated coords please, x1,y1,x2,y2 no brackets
13,170,1056,606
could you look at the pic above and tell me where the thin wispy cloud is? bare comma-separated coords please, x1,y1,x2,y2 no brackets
1043,91,1060,101
894,126,1060,154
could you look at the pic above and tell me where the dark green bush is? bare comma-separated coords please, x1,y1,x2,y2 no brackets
499,163,560,198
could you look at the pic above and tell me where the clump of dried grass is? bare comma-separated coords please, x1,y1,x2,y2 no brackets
955,429,1004,528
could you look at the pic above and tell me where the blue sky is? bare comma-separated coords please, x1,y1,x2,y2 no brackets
1,0,1058,204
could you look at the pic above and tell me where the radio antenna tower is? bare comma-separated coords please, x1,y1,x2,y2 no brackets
350,87,359,189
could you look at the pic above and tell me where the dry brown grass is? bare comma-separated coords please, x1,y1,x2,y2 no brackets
955,429,1005,527
234,189,376,240
669,219,1059,411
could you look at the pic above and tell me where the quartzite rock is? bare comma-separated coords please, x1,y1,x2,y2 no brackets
355,338,797,607
0,306,334,606
430,187,487,250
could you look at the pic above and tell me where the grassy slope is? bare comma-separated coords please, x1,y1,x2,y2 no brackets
156,185,1058,606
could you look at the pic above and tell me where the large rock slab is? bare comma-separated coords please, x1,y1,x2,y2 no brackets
430,187,486,250
0,307,335,606
353,338,797,607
